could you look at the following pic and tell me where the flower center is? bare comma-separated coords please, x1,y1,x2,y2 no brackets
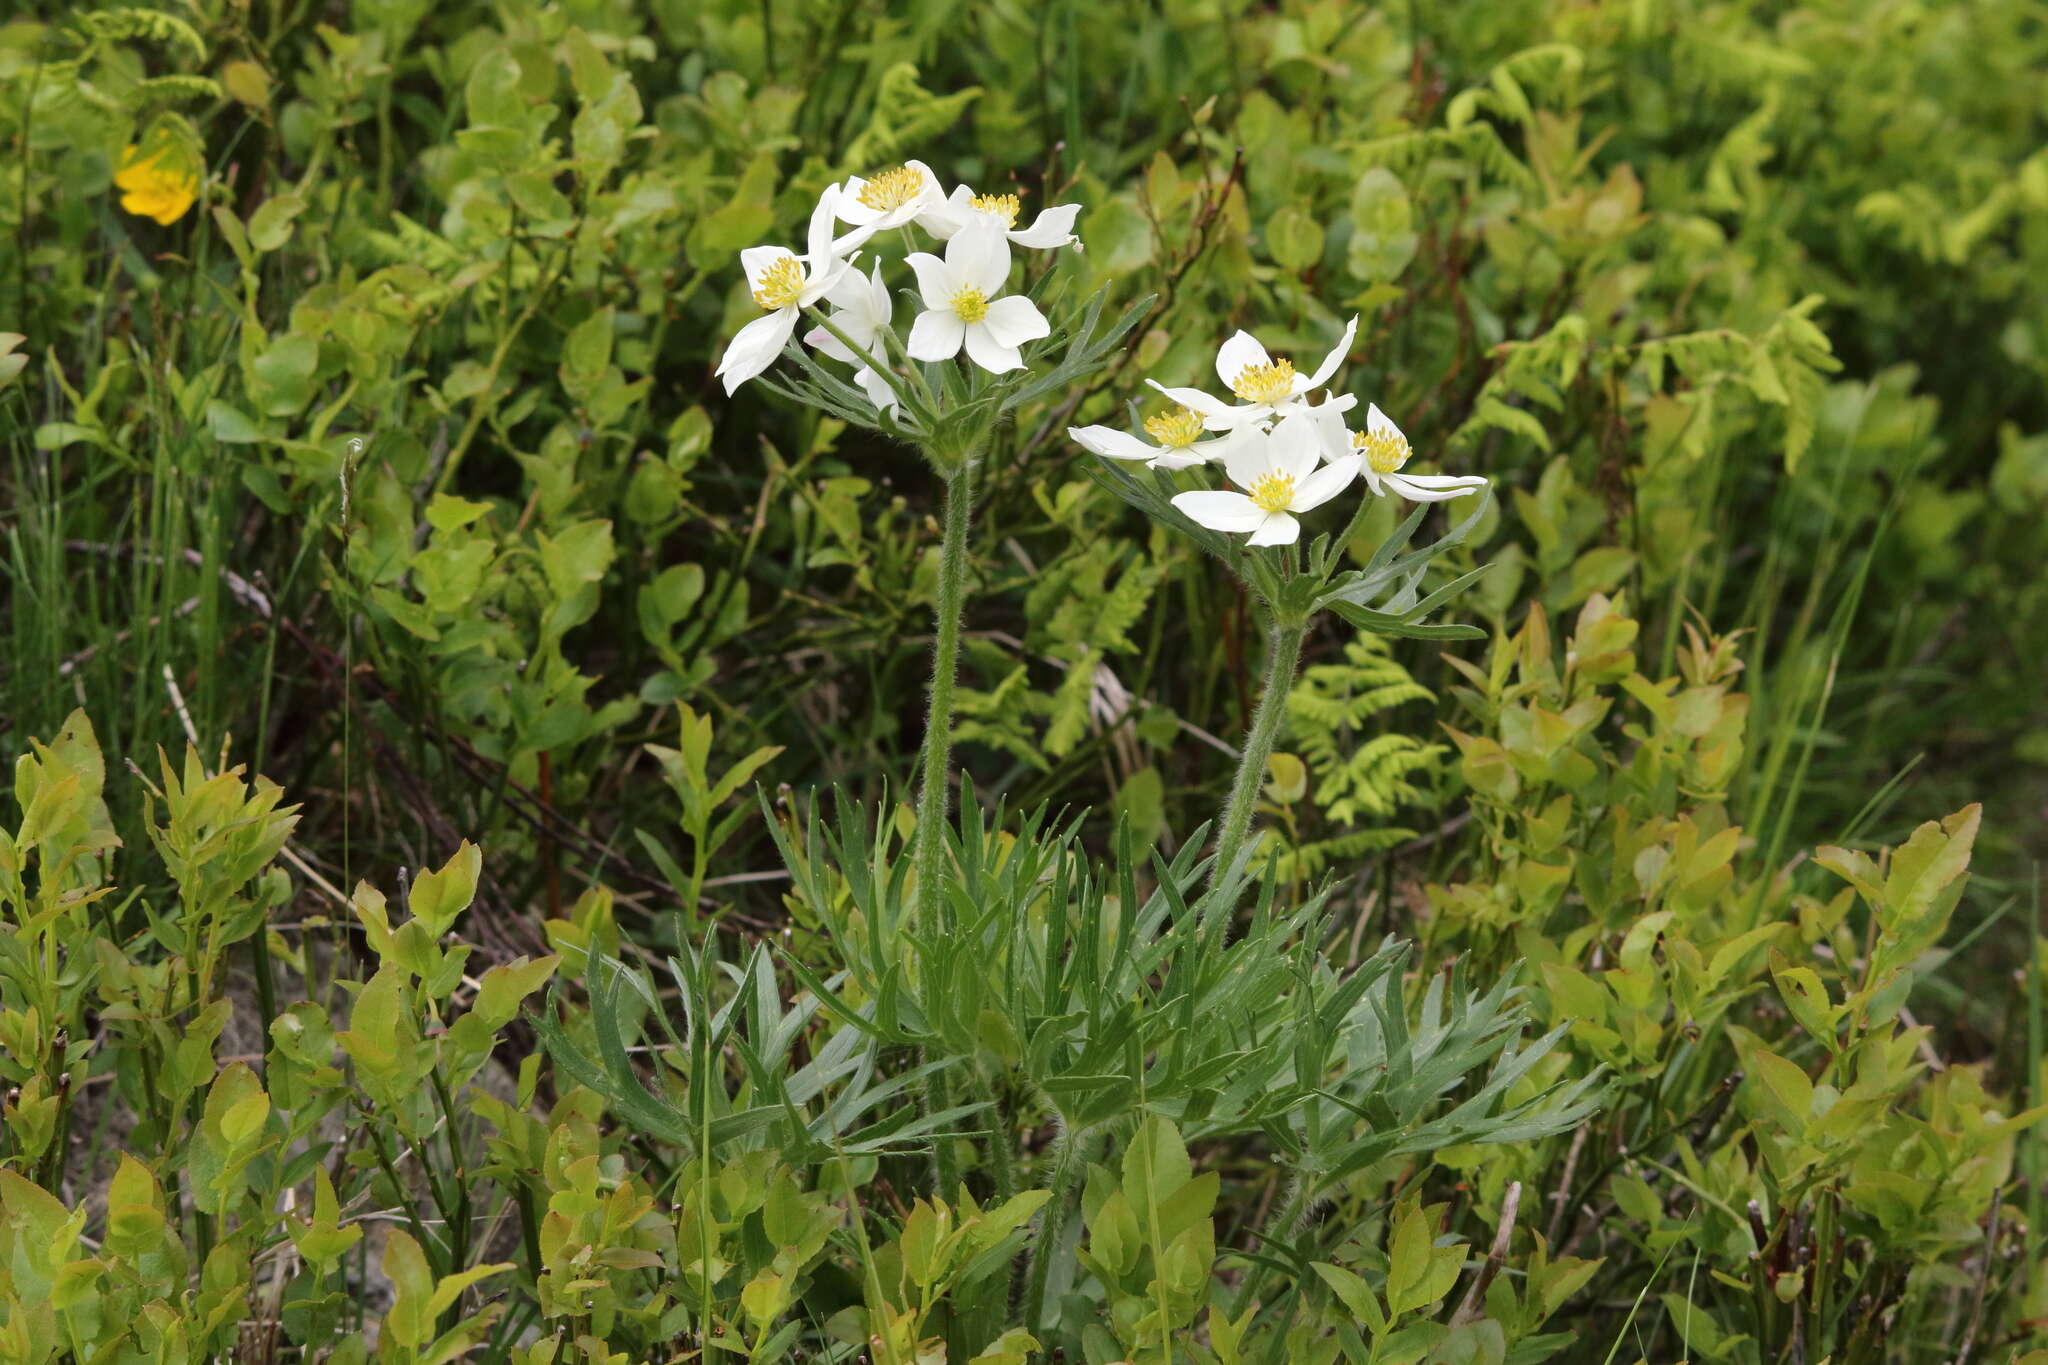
950,286,991,323
1248,472,1297,513
970,192,1021,227
1352,428,1411,475
1142,407,1206,449
858,166,926,212
751,254,806,311
1231,359,1297,405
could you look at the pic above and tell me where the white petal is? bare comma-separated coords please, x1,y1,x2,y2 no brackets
832,179,878,226
906,308,966,361
1009,202,1081,249
796,254,853,306
1214,330,1273,389
855,365,899,413
1267,412,1325,479
1223,430,1279,490
900,161,944,213
740,245,793,291
1305,402,1353,463
861,261,892,323
1145,380,1230,416
1148,449,1213,471
820,262,875,313
829,223,881,255
1366,402,1403,441
839,307,883,350
905,251,954,308
979,295,1050,348
1292,455,1362,512
810,186,848,258
919,184,977,239
1301,314,1359,391
715,309,798,394
1382,471,1488,502
1201,402,1277,432
1246,513,1300,547
802,315,876,366
1070,425,1159,461
1171,490,1268,533
802,322,839,360
962,323,1024,373
1183,428,1247,464
949,220,1012,295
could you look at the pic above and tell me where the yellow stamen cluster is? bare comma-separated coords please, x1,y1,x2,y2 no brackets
1248,472,1297,513
950,287,991,323
1352,427,1411,474
751,254,805,311
970,192,1022,227
858,166,927,212
1143,407,1207,449
1231,359,1297,405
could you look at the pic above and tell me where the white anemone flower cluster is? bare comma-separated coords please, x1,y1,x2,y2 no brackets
715,161,1081,398
1072,317,1489,545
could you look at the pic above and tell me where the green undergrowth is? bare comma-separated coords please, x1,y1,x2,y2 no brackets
2,0,2046,1362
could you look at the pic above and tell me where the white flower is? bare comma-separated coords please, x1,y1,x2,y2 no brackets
1170,413,1362,547
922,184,1081,250
830,161,944,248
1322,403,1489,503
903,222,1050,374
717,187,856,396
803,261,901,414
1147,315,1360,432
1070,407,1243,471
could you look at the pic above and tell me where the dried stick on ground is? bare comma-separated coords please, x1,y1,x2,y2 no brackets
1452,1181,1521,1328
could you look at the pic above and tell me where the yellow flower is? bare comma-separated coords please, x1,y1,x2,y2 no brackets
114,144,200,226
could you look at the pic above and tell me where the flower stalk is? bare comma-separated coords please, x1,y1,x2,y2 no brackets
1210,613,1306,888
916,458,973,928
1022,1125,1092,1334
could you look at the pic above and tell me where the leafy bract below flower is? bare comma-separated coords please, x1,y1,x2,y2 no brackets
904,223,1049,374
1069,406,1242,471
717,187,855,396
1149,316,1360,432
1322,403,1489,503
1171,413,1362,547
115,144,199,226
830,161,944,249
923,184,1081,250
804,260,899,413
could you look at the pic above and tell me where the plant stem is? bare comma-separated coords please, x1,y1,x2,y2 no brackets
1022,1126,1090,1334
1232,1176,1310,1319
914,460,974,928
914,463,974,1200
1209,614,1306,889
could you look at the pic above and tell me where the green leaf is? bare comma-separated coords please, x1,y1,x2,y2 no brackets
1313,1261,1388,1334
1266,204,1325,272
206,400,265,444
409,840,482,935
248,193,306,252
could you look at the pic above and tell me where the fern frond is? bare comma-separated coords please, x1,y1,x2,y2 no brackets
75,8,207,63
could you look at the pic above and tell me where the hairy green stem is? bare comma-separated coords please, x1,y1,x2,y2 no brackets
1232,1176,1310,1319
1209,615,1307,889
1022,1126,1090,1334
914,462,974,928
915,463,974,1198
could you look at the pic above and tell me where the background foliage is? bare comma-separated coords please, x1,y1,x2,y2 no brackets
2,1,2045,1362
